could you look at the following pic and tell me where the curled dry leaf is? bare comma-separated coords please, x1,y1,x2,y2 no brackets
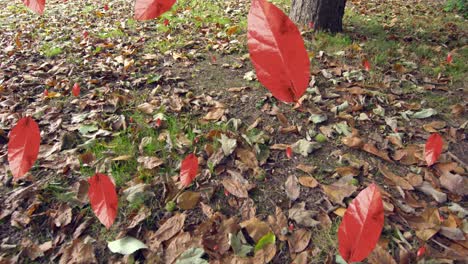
379,165,413,190
59,238,97,264
297,176,319,188
362,143,392,162
288,202,319,227
367,244,397,264
137,156,163,169
287,228,311,253
322,176,357,206
146,213,186,251
435,162,468,196
267,207,288,241
406,207,441,241
285,175,300,201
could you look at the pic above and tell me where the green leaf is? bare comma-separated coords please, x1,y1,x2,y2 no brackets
108,236,147,255
411,108,437,119
78,124,98,135
175,248,208,264
254,232,275,252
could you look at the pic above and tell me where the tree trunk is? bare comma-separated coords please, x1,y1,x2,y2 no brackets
290,0,347,33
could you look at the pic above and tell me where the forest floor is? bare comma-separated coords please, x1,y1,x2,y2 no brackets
0,0,467,263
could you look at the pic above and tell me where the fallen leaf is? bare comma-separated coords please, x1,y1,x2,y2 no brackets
287,228,311,253
362,143,392,162
177,191,201,210
108,237,148,255
59,238,97,264
222,178,249,198
285,175,300,201
219,134,237,156
22,0,45,14
379,165,413,190
240,218,271,243
297,176,319,188
175,247,208,264
137,156,163,169
322,176,357,206
368,244,397,264
288,202,319,227
291,139,321,157
147,213,186,250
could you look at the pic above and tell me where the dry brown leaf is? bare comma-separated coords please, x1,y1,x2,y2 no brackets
296,164,316,174
240,218,271,243
267,207,288,241
52,203,73,228
288,228,311,253
165,232,191,264
203,107,225,121
253,243,276,264
59,238,97,264
137,102,155,114
435,163,468,196
291,251,309,264
368,244,397,264
321,176,357,206
393,145,422,165
406,173,423,187
335,166,360,177
379,165,414,190
406,208,441,241
297,176,319,188
285,175,300,201
423,121,446,133
127,206,151,229
200,202,214,219
288,202,319,227
342,136,364,148
137,156,163,169
236,148,259,170
147,213,186,250
362,143,392,162
270,143,289,150
222,178,249,198
177,191,201,210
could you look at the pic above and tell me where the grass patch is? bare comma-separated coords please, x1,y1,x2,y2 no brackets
310,221,340,263
40,43,63,58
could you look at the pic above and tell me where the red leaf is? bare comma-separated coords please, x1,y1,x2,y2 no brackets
8,117,41,179
72,83,80,97
88,173,118,229
363,59,371,71
104,4,109,11
338,183,384,263
425,133,443,166
247,0,310,103
417,246,426,258
446,53,452,64
22,0,45,15
286,146,292,159
180,153,198,187
44,89,49,97
83,31,89,39
134,0,176,21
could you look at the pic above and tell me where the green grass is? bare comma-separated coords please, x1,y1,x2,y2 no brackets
310,221,340,263
40,43,63,57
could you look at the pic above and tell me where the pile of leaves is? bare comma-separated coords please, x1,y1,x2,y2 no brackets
1,0,467,263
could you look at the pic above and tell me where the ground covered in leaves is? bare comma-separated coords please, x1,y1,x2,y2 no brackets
0,0,467,263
